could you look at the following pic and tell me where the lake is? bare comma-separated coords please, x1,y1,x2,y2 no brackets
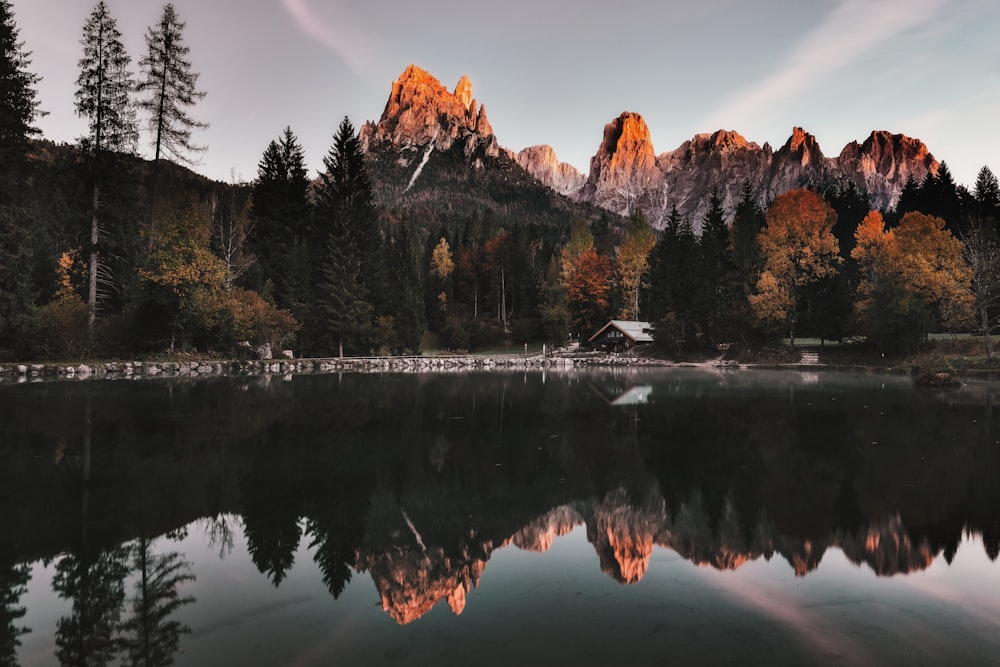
3,367,1000,666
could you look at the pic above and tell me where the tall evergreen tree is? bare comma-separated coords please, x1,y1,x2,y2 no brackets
138,2,206,224
698,189,729,342
250,127,312,320
0,0,40,176
312,117,382,355
722,181,765,342
973,165,1000,233
0,0,42,348
383,221,426,353
75,0,138,337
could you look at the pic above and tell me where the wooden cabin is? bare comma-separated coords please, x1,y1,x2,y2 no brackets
588,320,654,353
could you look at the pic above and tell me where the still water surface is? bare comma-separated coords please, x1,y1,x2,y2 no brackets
3,368,1000,665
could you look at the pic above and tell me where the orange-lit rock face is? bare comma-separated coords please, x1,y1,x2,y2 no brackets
587,491,664,584
508,505,583,552
361,64,500,159
360,545,488,625
581,112,660,207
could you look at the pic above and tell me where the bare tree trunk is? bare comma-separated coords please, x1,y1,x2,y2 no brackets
88,179,99,342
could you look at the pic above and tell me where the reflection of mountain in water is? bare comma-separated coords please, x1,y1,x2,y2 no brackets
350,488,957,623
3,370,1000,631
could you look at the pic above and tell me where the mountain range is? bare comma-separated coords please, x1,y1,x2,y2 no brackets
361,65,941,231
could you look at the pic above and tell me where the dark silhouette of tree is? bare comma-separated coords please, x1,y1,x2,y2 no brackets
53,546,130,666
119,536,195,667
698,189,729,343
0,0,42,349
720,181,765,342
312,117,382,355
249,127,312,323
138,2,206,227
383,221,426,353
0,0,40,169
0,558,30,666
973,165,1000,233
75,0,138,339
647,206,700,350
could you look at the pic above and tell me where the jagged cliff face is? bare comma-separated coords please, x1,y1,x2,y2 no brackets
580,112,659,206
516,145,586,197
578,113,939,230
359,64,501,161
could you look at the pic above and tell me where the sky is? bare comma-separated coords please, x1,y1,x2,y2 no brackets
12,0,1000,188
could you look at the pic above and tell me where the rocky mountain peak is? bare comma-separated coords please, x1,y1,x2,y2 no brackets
454,74,473,110
359,64,500,159
580,111,659,206
516,145,586,196
782,126,824,165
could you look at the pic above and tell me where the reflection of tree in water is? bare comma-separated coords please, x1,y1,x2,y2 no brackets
242,467,303,587
119,535,195,667
0,559,30,666
52,545,130,666
305,473,373,598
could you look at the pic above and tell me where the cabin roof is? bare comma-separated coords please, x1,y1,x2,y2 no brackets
588,320,654,344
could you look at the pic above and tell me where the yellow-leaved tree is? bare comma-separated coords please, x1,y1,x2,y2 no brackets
616,211,656,321
851,210,973,354
749,189,840,348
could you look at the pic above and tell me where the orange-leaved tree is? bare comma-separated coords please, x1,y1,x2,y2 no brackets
567,247,612,338
749,189,840,348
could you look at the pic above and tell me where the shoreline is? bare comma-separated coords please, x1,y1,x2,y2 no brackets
1,352,992,384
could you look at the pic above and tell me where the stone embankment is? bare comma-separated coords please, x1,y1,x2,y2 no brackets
0,351,664,383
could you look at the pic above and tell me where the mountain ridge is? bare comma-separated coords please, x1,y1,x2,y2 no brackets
362,65,942,231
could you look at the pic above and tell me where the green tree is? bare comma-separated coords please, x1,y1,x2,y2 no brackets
75,0,138,338
750,189,840,348
383,221,425,353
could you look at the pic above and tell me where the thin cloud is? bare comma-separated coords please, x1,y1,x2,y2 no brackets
280,0,371,76
704,0,947,129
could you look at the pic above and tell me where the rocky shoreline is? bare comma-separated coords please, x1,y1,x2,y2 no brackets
0,351,688,384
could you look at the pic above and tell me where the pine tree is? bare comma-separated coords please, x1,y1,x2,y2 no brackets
0,0,40,179
250,127,312,320
722,181,765,341
311,117,384,353
973,165,1000,233
383,221,426,353
0,0,42,348
698,189,729,342
75,0,138,337
138,2,206,225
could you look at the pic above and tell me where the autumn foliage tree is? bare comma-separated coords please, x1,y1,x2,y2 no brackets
750,189,840,348
851,210,972,354
616,210,655,320
567,247,612,337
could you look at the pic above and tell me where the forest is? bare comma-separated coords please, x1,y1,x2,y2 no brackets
3,1,1000,363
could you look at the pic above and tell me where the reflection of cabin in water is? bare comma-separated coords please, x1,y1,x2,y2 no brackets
588,320,654,352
